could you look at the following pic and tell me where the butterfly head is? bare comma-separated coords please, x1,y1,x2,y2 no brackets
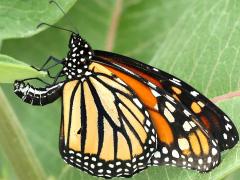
63,33,94,80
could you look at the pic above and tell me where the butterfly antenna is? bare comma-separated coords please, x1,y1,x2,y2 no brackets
49,0,79,33
37,23,75,34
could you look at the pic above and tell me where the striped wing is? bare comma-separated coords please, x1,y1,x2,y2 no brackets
94,50,239,151
155,78,238,151
59,63,157,178
93,51,222,172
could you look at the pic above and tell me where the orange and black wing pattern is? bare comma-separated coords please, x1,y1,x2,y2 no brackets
94,50,239,151
157,78,238,151
94,50,238,171
59,62,157,178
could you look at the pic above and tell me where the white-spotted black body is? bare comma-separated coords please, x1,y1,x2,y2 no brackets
62,33,94,80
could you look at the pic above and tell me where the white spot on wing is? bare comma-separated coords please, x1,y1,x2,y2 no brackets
146,120,151,127
153,67,159,72
165,95,176,104
148,82,157,89
183,121,192,131
97,162,103,166
189,121,196,127
133,98,143,108
164,157,169,162
154,151,161,158
178,138,190,150
212,148,218,156
170,78,181,86
85,71,92,76
197,101,205,107
164,108,175,123
225,123,232,131
188,157,193,162
165,101,176,112
172,149,180,158
224,116,230,122
162,147,168,154
190,91,199,97
151,89,161,97
223,133,228,140
207,157,212,163
183,109,191,117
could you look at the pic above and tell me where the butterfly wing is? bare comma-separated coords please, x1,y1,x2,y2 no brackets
94,50,239,151
157,79,238,151
59,63,157,178
90,55,221,172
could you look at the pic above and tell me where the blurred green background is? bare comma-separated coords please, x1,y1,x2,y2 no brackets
1,0,240,179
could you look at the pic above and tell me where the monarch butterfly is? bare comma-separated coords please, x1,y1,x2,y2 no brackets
14,12,238,180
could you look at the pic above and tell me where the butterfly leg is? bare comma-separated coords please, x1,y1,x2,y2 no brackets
52,70,65,84
20,77,50,85
31,56,63,78
39,56,62,71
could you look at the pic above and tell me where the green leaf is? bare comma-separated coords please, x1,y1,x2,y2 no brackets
0,54,46,83
0,88,47,180
0,0,77,40
1,0,240,180
147,0,240,98
0,149,17,180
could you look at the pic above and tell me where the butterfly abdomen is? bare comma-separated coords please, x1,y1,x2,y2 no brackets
14,80,64,106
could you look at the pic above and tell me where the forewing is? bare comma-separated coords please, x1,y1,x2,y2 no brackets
94,50,239,151
92,56,220,172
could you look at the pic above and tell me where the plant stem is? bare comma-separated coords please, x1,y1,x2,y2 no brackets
0,87,46,180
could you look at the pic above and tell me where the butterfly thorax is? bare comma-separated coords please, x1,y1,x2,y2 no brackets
62,33,94,79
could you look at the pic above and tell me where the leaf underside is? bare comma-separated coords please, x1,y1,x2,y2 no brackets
0,54,46,83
